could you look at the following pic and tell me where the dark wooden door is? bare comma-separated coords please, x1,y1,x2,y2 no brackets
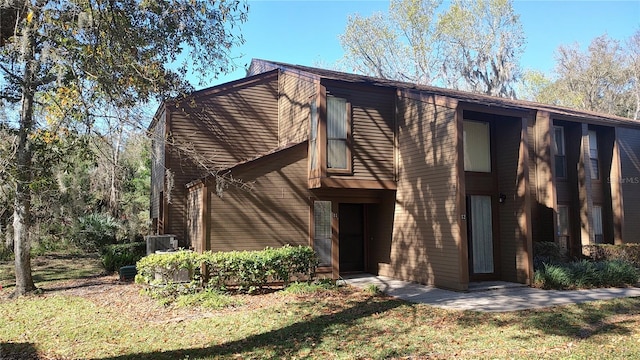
339,203,365,273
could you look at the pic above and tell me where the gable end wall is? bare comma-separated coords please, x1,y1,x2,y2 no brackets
164,76,279,244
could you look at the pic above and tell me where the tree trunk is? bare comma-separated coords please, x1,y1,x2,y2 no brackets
13,108,36,295
109,126,123,218
12,9,38,297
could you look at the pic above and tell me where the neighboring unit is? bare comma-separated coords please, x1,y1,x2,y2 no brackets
149,59,640,291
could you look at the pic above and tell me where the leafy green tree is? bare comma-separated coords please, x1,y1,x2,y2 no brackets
339,0,525,97
0,0,248,296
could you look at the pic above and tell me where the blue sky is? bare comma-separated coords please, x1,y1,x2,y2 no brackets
206,0,640,87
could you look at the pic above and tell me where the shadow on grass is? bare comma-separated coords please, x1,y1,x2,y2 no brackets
1,253,105,288
0,342,40,360
455,297,640,340
93,296,406,360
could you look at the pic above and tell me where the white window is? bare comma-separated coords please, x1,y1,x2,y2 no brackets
314,201,332,267
463,120,491,172
309,99,319,171
593,205,603,244
553,126,566,178
557,205,570,252
327,96,349,171
588,130,599,180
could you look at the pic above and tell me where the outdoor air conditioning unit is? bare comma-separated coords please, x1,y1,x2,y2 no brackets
145,235,178,255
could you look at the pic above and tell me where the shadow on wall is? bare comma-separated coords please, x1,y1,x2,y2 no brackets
208,145,310,251
391,96,459,288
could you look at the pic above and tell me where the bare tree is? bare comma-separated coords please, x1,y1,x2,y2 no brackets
339,0,524,97
521,33,638,119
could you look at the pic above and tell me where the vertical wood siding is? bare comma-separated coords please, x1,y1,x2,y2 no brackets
187,186,203,252
618,127,640,243
164,75,280,244
150,110,166,220
325,84,396,183
389,95,463,289
531,112,554,244
279,73,316,145
496,119,525,282
208,146,311,251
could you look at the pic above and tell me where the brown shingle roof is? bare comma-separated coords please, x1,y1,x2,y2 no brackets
250,59,639,127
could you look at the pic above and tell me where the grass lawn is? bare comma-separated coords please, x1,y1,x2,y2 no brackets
2,256,640,359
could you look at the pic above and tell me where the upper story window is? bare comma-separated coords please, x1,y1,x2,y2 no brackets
309,99,319,171
326,96,351,172
463,120,491,173
553,126,567,179
308,94,352,176
588,130,599,180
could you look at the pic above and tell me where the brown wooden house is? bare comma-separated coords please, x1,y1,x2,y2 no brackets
149,59,640,291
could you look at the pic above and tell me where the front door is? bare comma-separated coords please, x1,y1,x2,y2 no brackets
339,204,365,273
467,195,496,278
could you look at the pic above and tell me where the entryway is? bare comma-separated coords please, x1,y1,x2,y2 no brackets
339,203,365,273
467,195,499,280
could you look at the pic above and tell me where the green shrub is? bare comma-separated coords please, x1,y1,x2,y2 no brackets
583,244,640,267
534,259,639,289
72,213,120,252
597,260,639,287
534,263,572,289
135,250,200,287
100,242,146,273
533,241,568,270
136,245,318,294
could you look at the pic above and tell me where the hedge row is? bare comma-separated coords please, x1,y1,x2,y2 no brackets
583,244,640,267
135,245,318,293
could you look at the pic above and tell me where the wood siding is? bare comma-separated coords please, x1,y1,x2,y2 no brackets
531,111,555,244
150,109,166,220
618,127,640,243
163,74,280,244
187,185,204,252
367,191,396,275
279,72,316,145
390,95,463,290
208,145,311,251
324,83,396,183
496,118,528,283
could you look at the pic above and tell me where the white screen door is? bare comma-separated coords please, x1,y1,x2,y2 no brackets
469,195,494,274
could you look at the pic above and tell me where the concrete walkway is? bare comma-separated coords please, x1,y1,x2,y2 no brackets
342,274,640,312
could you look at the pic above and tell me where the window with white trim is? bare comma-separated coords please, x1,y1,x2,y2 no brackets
557,205,570,252
593,205,603,244
309,99,319,171
463,120,491,173
553,126,567,178
588,130,599,180
326,96,350,171
313,201,332,267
